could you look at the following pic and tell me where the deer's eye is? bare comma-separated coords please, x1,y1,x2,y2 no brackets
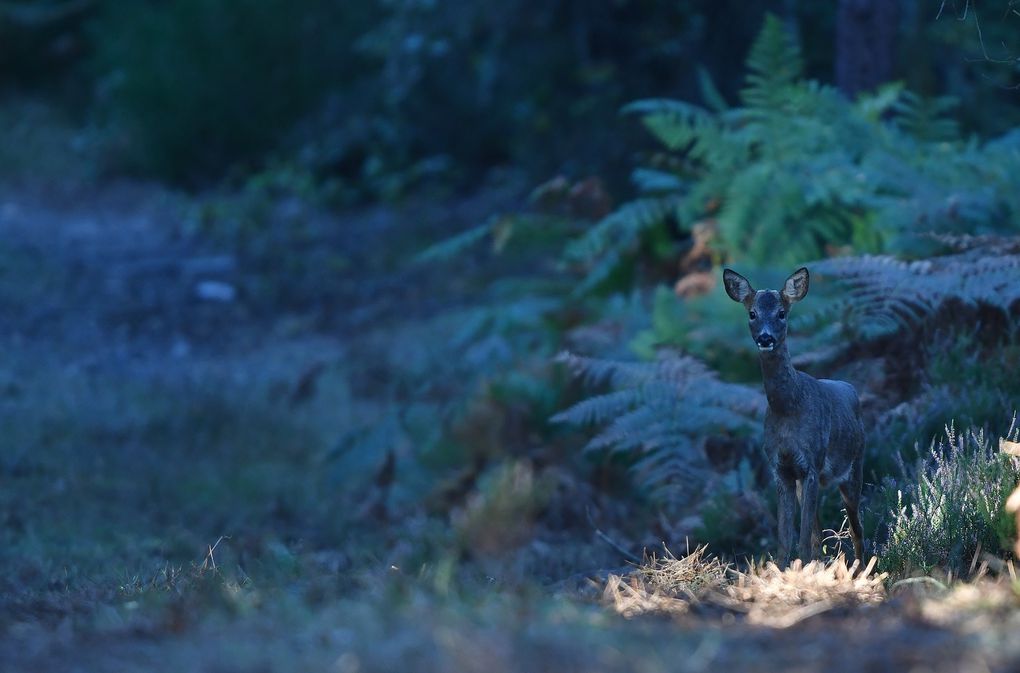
749,310,758,320
778,309,786,320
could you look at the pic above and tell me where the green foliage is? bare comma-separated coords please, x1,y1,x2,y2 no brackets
383,11,1020,544
564,196,682,295
869,331,1020,481
741,13,803,111
893,91,960,142
880,422,1020,576
568,14,1020,289
331,209,587,509
413,11,1020,518
86,0,761,186
812,236,1020,341
90,0,362,181
924,333,1020,431
552,351,764,509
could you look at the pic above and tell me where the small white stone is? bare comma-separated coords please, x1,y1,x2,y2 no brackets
194,280,237,303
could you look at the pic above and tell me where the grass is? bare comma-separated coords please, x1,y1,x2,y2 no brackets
605,546,887,626
0,316,1014,672
0,123,1019,671
0,336,353,603
5,304,1014,671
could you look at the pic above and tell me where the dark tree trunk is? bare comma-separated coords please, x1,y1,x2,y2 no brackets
835,0,900,97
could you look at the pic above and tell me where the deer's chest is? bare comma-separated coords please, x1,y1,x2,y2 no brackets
763,412,829,480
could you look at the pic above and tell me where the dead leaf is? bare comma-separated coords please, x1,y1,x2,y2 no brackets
674,271,714,298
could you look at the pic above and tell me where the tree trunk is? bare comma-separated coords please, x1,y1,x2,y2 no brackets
835,0,900,97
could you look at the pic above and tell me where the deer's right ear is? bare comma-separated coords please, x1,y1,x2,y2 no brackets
723,268,754,307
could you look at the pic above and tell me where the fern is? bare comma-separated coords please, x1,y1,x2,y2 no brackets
566,14,1020,280
622,99,718,152
892,92,961,142
415,218,495,264
740,13,803,111
812,236,1020,340
552,351,765,507
696,66,730,114
565,195,683,294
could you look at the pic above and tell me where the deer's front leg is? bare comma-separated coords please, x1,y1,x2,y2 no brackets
776,472,797,567
798,471,819,562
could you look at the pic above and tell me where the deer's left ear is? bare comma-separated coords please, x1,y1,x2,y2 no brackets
782,267,809,304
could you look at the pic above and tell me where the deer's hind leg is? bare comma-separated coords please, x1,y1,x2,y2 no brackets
839,452,865,566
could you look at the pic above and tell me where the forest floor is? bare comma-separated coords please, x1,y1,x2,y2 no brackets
0,165,1018,672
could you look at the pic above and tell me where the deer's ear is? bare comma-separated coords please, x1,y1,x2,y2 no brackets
782,267,809,304
723,268,754,306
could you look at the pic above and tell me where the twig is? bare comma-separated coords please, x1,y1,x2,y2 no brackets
201,535,229,572
587,507,642,564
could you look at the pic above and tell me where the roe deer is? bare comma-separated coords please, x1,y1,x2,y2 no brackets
723,267,865,567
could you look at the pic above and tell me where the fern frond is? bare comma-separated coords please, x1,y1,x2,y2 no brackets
892,91,961,142
416,218,494,264
554,350,765,506
566,196,682,294
623,98,716,153
697,66,730,113
813,242,1020,339
631,168,684,194
550,388,643,426
741,13,802,111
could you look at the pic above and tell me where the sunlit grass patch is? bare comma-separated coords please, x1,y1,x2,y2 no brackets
636,545,729,597
605,548,886,626
604,545,727,617
725,557,886,626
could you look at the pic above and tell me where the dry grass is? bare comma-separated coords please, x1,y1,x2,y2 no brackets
603,545,727,617
723,557,886,627
637,545,730,596
605,550,887,627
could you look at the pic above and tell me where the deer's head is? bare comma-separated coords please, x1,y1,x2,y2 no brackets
723,267,809,353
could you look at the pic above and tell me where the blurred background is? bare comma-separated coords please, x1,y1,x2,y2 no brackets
2,1,1020,671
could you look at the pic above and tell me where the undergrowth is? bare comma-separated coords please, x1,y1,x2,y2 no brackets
879,422,1020,577
409,15,1020,565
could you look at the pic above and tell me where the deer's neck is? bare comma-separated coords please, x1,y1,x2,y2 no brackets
759,343,802,414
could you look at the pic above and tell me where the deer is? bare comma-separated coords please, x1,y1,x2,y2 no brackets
723,267,865,568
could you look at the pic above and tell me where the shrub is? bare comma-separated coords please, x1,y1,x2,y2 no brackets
568,14,1020,291
89,0,363,181
552,351,764,510
880,422,1020,577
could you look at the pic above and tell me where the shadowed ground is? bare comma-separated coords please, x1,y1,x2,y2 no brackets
0,179,1018,673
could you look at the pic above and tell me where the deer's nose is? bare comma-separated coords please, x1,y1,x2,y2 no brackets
756,333,776,349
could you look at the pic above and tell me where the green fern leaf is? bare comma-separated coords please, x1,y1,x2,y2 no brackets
741,13,803,111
